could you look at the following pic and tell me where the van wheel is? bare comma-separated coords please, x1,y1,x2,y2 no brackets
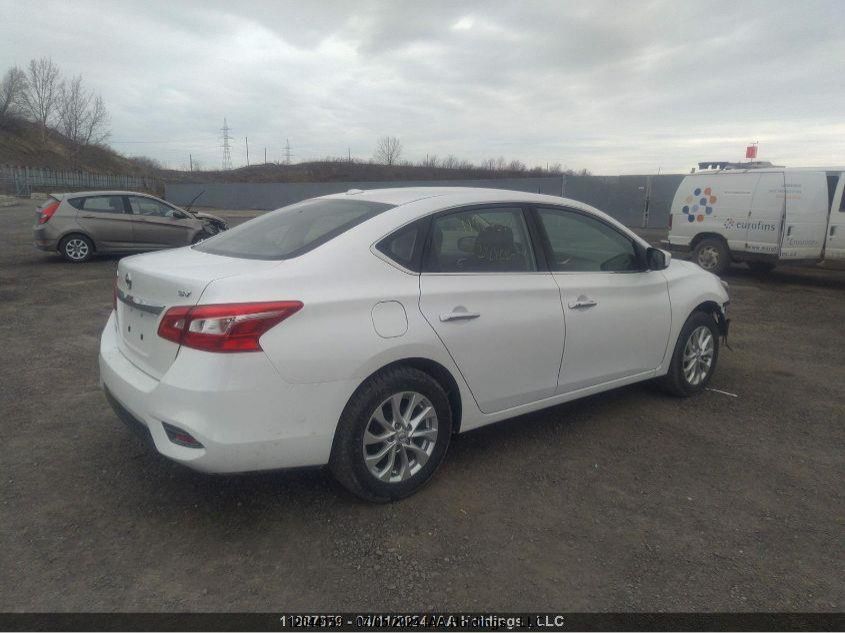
329,366,452,502
693,238,729,275
658,311,720,397
60,234,94,262
747,261,775,273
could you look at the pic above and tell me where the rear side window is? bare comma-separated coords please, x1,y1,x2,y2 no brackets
69,196,126,214
376,222,421,271
424,207,536,273
195,198,394,260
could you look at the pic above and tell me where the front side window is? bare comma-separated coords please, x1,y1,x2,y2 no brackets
424,207,535,273
537,207,640,272
74,196,126,214
195,198,394,260
128,196,180,218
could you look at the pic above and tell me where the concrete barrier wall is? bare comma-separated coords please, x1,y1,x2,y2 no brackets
165,174,684,228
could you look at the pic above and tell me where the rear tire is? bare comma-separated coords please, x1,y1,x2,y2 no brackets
747,261,776,273
59,234,94,263
693,237,729,275
329,366,452,502
658,311,720,397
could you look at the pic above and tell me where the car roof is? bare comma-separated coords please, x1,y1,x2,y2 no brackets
56,190,158,198
321,186,595,210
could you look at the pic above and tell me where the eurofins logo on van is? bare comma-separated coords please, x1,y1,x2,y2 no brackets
682,187,717,223
723,218,777,232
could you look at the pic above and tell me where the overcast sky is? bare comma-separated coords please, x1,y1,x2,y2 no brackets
2,0,843,174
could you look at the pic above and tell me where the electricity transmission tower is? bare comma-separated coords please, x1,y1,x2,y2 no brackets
220,118,233,170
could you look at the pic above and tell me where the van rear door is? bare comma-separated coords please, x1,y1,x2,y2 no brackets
823,172,845,260
746,172,784,255
780,171,828,260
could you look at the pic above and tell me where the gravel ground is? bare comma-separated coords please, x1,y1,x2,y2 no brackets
0,200,842,612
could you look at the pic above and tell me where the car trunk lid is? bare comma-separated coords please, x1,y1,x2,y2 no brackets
114,247,279,379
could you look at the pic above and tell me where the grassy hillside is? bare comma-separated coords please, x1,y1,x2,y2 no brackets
160,160,559,184
0,118,144,174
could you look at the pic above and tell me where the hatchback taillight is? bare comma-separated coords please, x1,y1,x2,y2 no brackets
38,200,60,224
157,301,303,352
668,213,673,229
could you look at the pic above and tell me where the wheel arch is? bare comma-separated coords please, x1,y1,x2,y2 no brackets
690,300,728,338
690,232,729,251
58,231,97,253
346,357,464,434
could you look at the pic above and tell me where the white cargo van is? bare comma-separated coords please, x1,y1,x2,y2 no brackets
663,166,845,274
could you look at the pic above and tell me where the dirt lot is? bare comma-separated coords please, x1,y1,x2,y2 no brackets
1,200,842,612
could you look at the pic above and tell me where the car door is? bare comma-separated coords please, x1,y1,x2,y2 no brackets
418,205,565,414
823,172,845,260
72,195,135,248
533,206,671,393
780,171,828,260
126,195,195,248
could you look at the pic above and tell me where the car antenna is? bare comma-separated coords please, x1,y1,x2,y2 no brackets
185,190,205,214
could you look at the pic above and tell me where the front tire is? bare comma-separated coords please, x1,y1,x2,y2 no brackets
693,237,729,275
329,366,452,502
658,311,720,397
60,234,94,263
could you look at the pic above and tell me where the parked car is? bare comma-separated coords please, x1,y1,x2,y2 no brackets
33,190,229,262
100,187,730,501
663,166,845,274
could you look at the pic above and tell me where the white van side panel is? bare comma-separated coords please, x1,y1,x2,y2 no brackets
823,173,845,260
781,172,828,260
670,174,759,252
746,172,784,255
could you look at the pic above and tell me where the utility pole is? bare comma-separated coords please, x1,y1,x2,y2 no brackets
264,147,267,164
220,117,233,170
245,136,249,166
284,138,291,164
189,154,193,172
348,147,351,163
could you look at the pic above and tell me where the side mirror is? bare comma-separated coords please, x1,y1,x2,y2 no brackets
457,235,476,254
647,247,671,270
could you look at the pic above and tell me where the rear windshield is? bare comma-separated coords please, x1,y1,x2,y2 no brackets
194,198,394,260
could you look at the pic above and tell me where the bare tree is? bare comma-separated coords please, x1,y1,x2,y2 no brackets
84,93,109,144
420,153,439,168
22,57,61,140
507,159,526,172
373,136,402,165
57,75,110,146
0,66,28,125
441,154,459,169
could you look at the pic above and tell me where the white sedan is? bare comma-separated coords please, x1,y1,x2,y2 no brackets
100,187,730,501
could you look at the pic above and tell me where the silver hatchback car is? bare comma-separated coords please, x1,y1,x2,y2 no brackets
33,191,229,262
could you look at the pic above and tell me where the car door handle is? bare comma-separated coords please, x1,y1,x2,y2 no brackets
439,309,480,322
568,295,598,309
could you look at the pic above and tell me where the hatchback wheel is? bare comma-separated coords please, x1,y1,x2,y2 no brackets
659,311,720,397
60,234,94,263
330,366,452,502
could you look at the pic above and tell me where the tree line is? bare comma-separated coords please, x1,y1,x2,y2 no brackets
372,135,589,176
0,57,110,147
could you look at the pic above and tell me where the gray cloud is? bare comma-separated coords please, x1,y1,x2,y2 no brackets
1,0,843,173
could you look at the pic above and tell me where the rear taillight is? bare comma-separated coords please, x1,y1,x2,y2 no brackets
157,301,303,353
668,214,673,229
38,200,60,224
113,274,118,310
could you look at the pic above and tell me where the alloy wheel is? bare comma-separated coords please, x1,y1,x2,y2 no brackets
682,325,714,386
65,238,89,261
362,391,438,483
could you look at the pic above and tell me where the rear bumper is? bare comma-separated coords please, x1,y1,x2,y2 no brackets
99,311,354,473
32,224,59,251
